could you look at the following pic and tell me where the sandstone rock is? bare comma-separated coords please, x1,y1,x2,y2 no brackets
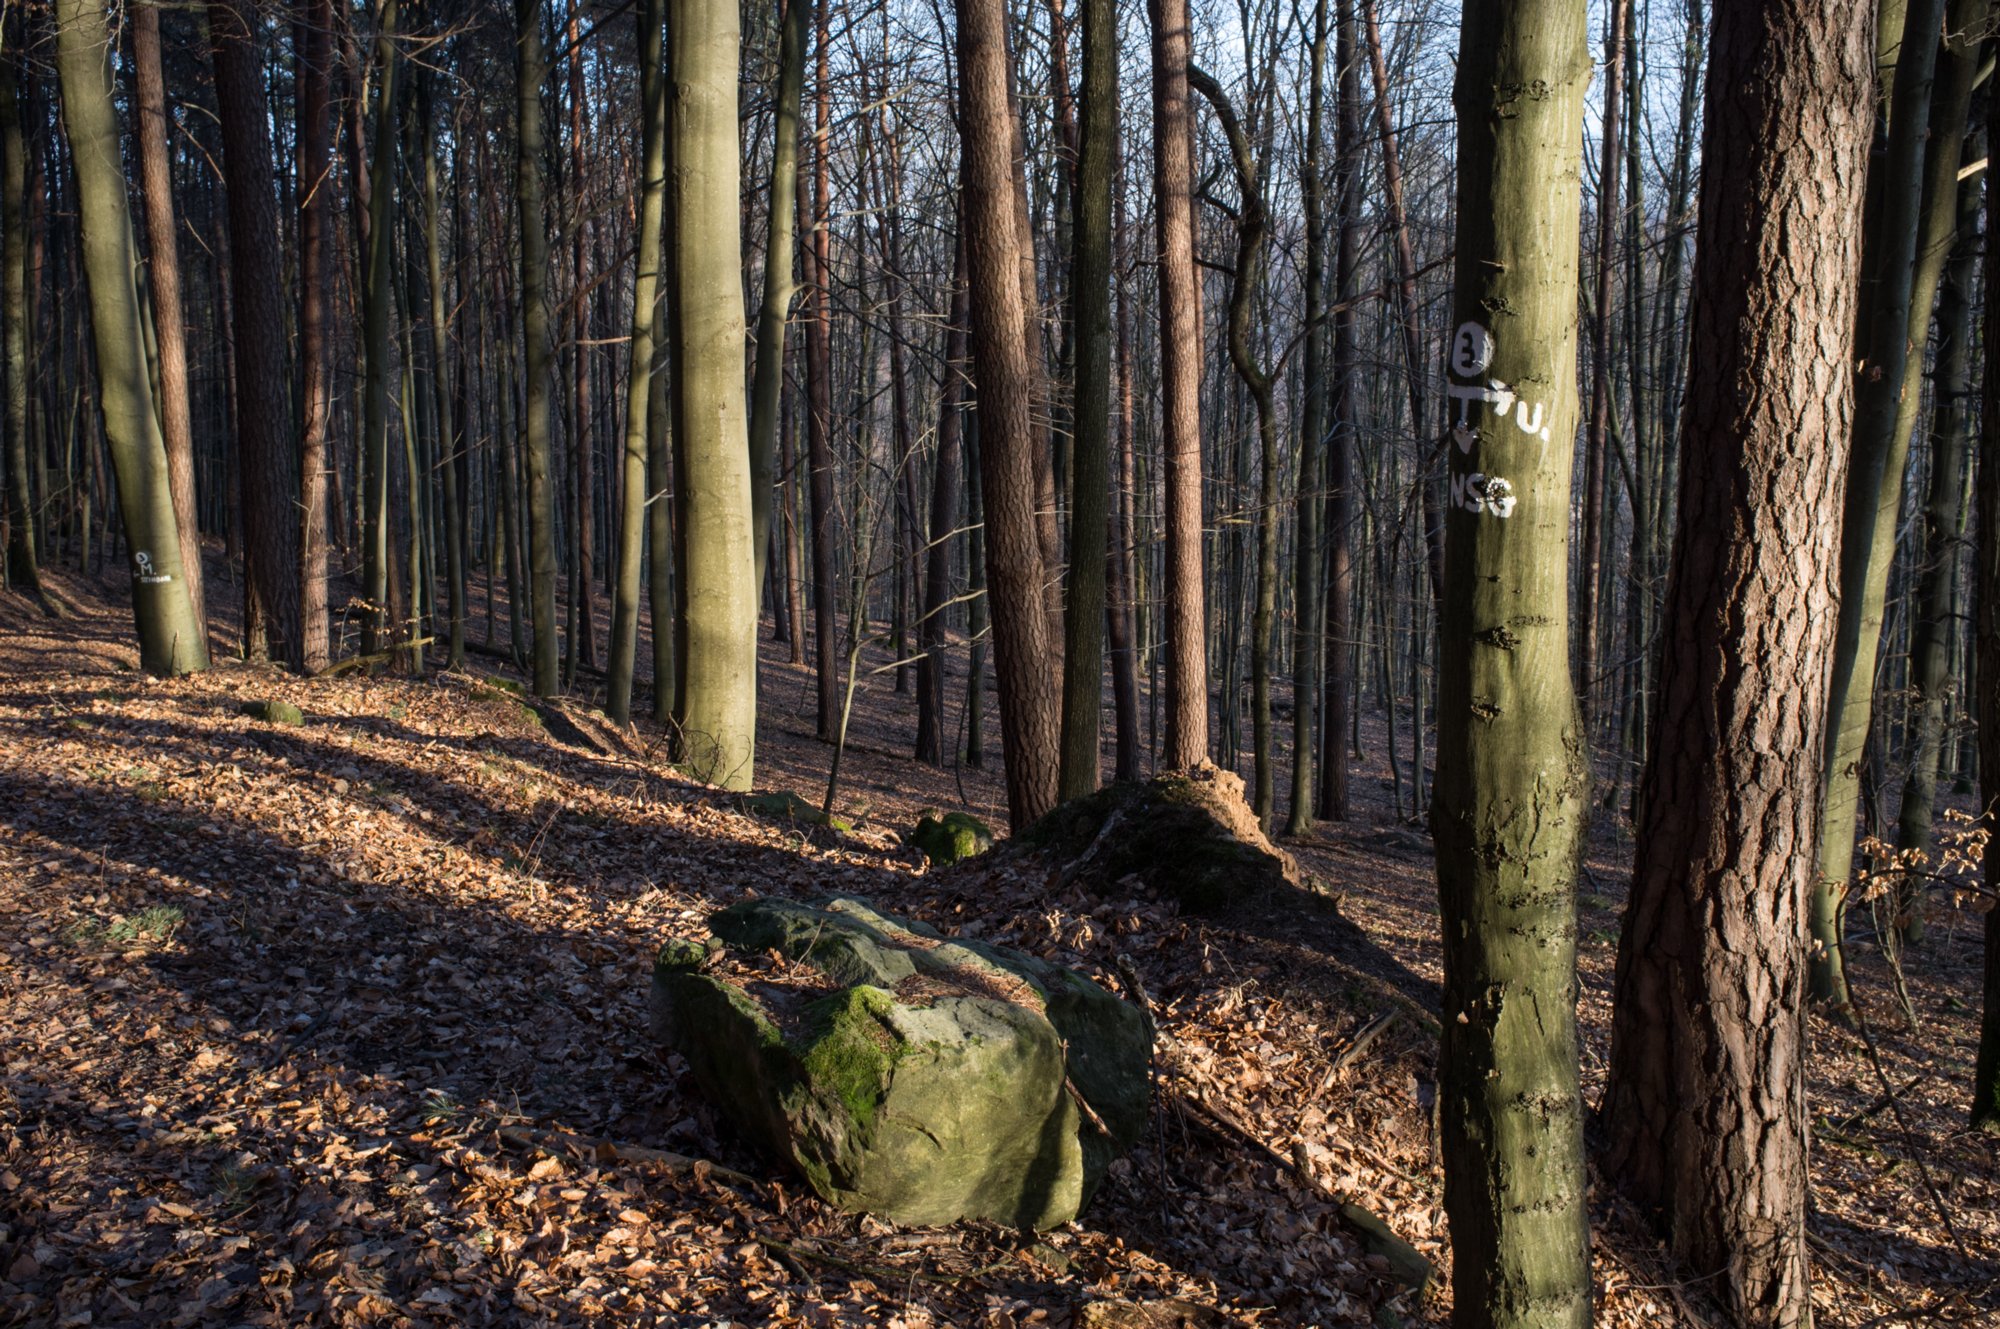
651,895,1151,1229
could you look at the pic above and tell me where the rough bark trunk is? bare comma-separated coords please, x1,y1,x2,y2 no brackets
1317,0,1360,823
1149,0,1208,770
0,52,44,603
517,0,560,696
1602,0,1871,1319
959,0,1058,828
210,0,300,666
296,0,333,671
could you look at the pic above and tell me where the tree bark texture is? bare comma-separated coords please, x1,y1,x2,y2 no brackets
607,0,668,724
210,0,300,666
1058,0,1115,802
517,0,560,696
1149,0,1208,770
959,0,1059,828
1602,0,1871,1319
131,0,206,634
665,0,759,790
54,0,208,675
1432,0,1591,1321
296,0,334,671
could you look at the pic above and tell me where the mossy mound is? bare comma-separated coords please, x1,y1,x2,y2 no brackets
738,790,854,834
910,810,995,865
238,699,304,725
651,895,1151,1230
1021,763,1299,913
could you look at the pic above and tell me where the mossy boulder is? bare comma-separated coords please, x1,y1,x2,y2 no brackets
910,810,995,865
238,699,304,725
1022,763,1299,912
651,895,1151,1230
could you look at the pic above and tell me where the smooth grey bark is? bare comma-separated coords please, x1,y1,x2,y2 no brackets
607,0,668,724
54,0,208,675
1432,0,1591,1320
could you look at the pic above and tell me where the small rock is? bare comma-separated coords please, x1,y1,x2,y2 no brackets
238,699,304,725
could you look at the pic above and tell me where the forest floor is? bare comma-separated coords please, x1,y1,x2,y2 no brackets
1,555,1996,1328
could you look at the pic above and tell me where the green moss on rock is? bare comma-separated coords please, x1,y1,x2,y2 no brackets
910,811,995,865
650,896,1151,1230
238,699,304,725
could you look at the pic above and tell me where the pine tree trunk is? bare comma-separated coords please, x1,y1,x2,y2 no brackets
131,0,206,635
1432,0,1590,1319
210,0,300,667
1602,0,1871,1317
665,0,758,789
1149,0,1207,770
53,0,208,675
959,0,1058,827
1057,0,1115,802
296,0,333,671
607,0,668,723
516,0,560,696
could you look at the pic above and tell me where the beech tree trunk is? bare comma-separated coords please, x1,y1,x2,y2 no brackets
1894,122,1983,946
1602,0,1871,1319
916,231,968,766
803,0,839,739
1057,0,1115,801
54,0,207,675
665,0,758,789
747,0,807,614
1812,0,1962,1005
607,0,668,724
1432,0,1590,1320
131,0,206,635
360,0,400,659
